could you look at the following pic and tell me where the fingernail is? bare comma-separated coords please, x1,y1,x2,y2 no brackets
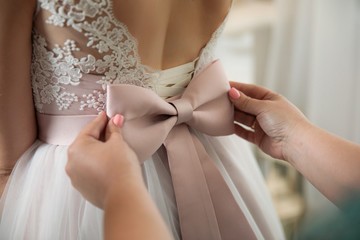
113,114,124,128
229,87,241,99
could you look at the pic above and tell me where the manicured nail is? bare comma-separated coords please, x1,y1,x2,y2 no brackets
113,114,124,128
229,87,241,99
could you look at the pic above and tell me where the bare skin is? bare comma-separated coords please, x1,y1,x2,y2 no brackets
0,0,37,196
0,0,232,197
229,82,360,205
110,0,232,69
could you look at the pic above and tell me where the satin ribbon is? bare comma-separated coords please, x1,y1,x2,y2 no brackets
37,60,256,240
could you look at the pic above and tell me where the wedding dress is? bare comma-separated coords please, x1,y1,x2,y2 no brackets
0,0,285,239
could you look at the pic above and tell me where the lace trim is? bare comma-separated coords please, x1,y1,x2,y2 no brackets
195,1,233,74
195,21,226,75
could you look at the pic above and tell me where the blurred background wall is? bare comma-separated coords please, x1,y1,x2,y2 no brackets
217,0,360,239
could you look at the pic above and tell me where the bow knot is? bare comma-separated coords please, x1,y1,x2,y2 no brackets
169,99,193,125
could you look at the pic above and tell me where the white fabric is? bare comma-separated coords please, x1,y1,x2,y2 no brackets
0,136,284,239
151,58,198,99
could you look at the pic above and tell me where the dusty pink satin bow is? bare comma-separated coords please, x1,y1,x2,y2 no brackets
106,60,256,240
37,60,256,239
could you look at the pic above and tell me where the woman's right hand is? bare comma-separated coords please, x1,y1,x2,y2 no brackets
228,81,311,161
66,112,141,209
67,112,174,240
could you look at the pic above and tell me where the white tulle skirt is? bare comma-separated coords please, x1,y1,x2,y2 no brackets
0,131,285,240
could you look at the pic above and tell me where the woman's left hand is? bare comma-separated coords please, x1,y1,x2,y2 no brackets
228,81,309,161
66,112,141,208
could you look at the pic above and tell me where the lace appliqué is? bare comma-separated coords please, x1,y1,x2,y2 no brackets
31,32,95,112
33,0,153,112
80,90,106,112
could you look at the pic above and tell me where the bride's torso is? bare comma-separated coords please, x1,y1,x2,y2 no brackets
31,0,232,115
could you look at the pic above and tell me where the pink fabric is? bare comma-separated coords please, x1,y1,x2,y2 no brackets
37,60,256,239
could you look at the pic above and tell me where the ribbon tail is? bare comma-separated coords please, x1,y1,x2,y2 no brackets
191,134,257,240
164,124,222,240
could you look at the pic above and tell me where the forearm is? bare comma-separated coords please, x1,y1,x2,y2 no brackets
286,123,360,204
0,94,36,168
104,178,174,240
0,0,37,168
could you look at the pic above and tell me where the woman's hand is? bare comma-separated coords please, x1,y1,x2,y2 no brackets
229,82,360,203
66,112,174,240
228,81,311,161
66,112,140,208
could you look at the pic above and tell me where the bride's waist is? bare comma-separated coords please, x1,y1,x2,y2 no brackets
36,112,97,145
35,79,191,145
34,71,193,116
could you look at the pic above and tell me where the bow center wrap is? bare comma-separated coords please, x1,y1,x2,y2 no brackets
169,99,193,125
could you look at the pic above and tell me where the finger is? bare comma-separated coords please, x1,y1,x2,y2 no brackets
234,110,256,128
229,81,274,100
234,123,257,144
105,114,124,141
229,88,264,116
78,111,108,140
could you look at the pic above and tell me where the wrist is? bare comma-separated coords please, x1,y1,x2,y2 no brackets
282,119,313,164
103,172,145,207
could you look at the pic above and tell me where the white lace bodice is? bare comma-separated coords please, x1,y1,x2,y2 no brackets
31,0,229,115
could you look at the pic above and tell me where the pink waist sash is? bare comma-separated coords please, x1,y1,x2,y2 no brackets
37,60,256,240
37,113,96,145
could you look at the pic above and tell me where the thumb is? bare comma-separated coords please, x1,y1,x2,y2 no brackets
78,111,108,140
228,87,264,116
105,114,124,141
